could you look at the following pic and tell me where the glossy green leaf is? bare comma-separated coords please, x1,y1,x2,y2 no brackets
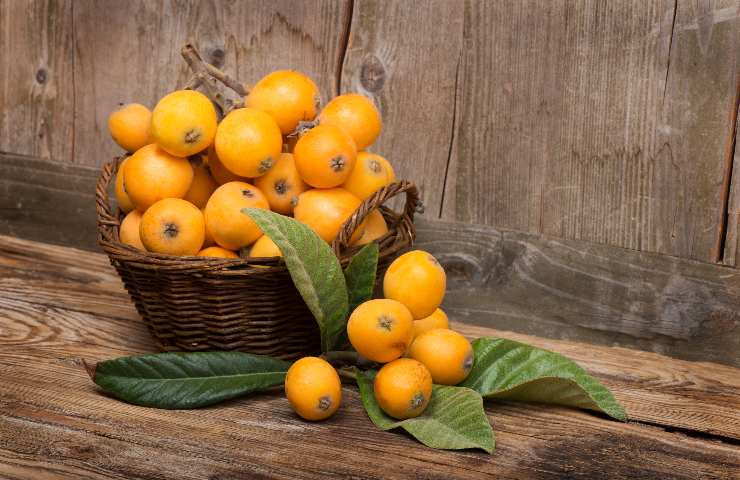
344,242,379,314
461,337,626,421
91,352,291,409
357,371,494,453
243,208,349,351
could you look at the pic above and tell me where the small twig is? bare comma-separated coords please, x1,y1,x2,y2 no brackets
184,73,205,91
286,119,318,139
180,44,226,113
204,62,248,97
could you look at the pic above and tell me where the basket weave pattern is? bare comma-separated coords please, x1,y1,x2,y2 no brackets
96,158,419,359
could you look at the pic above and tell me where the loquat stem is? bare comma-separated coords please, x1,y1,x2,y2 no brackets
337,367,358,381
321,350,360,364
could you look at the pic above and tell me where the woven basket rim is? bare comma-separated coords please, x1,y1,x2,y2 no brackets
95,157,420,272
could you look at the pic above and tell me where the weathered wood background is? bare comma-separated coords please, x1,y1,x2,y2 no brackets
0,0,739,363
1,0,738,264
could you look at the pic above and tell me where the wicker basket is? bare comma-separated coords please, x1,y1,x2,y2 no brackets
96,158,419,359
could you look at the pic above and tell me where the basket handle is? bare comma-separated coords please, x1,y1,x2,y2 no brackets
331,181,421,256
96,158,126,243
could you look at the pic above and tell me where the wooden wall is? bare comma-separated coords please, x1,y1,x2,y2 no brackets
1,0,738,265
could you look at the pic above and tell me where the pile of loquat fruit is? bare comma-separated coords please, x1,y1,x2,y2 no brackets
109,70,393,258
286,250,474,422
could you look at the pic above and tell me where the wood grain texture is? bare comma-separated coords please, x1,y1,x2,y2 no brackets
72,0,350,167
0,153,99,251
340,0,463,215
0,0,75,162
724,99,740,266
0,235,738,479
442,0,739,263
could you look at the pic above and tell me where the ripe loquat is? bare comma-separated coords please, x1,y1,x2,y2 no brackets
292,188,365,244
215,108,282,178
285,357,341,421
108,103,152,153
383,250,446,319
293,124,357,188
408,329,473,386
118,210,145,250
204,182,269,250
249,235,282,258
196,246,239,258
114,157,135,213
123,144,194,212
150,90,217,157
374,358,432,419
139,198,205,256
318,93,381,150
350,209,388,247
253,152,307,215
347,299,414,363
342,151,395,201
246,70,320,135
412,308,449,339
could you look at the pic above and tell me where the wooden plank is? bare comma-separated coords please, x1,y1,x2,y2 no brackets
70,0,350,167
442,0,739,263
0,233,738,442
0,154,99,251
1,346,738,480
0,0,75,162
340,0,463,216
724,98,740,266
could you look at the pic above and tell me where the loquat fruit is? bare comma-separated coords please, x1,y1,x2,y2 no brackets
196,246,239,258
285,357,341,421
139,198,205,256
114,157,135,213
408,329,473,386
412,308,449,339
249,235,282,258
183,161,218,209
204,182,269,250
215,108,282,178
383,250,446,319
246,70,320,135
318,93,381,150
350,209,388,247
253,152,308,215
108,103,152,153
206,146,250,185
374,358,432,419
342,151,395,201
118,210,145,250
123,144,194,212
293,124,357,188
292,188,365,244
347,299,414,363
150,90,217,157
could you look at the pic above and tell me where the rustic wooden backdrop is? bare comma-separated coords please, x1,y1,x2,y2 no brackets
0,0,739,364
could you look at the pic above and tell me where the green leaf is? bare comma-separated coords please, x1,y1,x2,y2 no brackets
344,242,379,314
243,208,349,351
90,352,291,409
461,338,627,421
356,371,494,453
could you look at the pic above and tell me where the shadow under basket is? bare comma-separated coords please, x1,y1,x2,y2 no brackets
95,158,419,360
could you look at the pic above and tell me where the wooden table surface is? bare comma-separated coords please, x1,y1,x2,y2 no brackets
0,235,738,479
